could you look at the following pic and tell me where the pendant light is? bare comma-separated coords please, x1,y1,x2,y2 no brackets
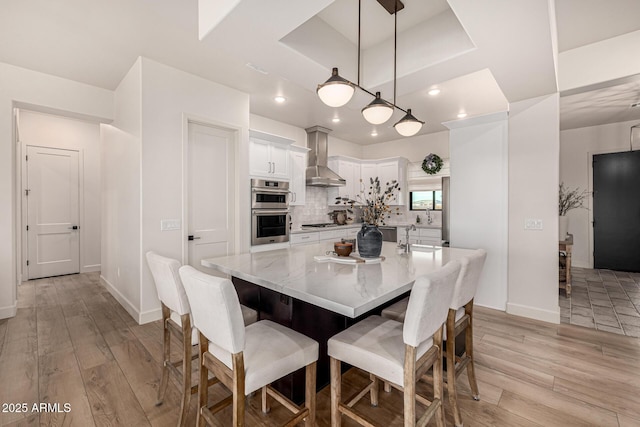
316,0,424,137
394,109,424,137
362,92,394,124
317,67,355,108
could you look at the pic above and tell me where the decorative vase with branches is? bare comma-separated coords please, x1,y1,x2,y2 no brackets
335,177,401,257
559,183,587,216
558,183,587,240
335,177,401,226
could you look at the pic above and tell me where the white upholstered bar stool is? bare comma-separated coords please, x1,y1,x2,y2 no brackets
444,249,486,427
381,249,487,427
328,260,461,427
146,252,258,427
178,265,319,427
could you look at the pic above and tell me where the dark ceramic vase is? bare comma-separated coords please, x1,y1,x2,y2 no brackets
357,224,383,258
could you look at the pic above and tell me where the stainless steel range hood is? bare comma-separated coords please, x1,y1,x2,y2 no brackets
305,126,346,187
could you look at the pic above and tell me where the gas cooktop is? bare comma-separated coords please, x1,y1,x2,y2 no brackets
301,223,339,229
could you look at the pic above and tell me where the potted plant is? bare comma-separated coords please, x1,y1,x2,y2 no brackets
336,177,401,257
558,182,587,240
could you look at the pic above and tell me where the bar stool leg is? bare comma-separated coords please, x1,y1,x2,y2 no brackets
178,314,192,427
197,333,208,427
403,346,416,427
446,310,463,427
156,304,171,406
232,353,246,427
330,357,342,427
305,362,317,426
465,302,480,401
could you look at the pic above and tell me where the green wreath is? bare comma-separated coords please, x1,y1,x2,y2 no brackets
422,153,443,175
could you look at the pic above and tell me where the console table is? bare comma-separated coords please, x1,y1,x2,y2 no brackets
559,234,573,296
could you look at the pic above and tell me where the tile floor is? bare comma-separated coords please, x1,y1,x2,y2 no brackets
560,267,640,337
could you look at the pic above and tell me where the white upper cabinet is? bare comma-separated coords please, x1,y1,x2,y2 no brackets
328,157,361,205
360,158,408,206
269,143,290,178
289,146,308,206
249,130,293,180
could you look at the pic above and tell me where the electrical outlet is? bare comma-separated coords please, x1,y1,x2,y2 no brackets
524,219,543,230
161,219,181,231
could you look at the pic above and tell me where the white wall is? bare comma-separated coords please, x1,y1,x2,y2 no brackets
359,130,450,162
560,119,640,268
18,110,102,273
0,61,113,319
446,112,509,311
100,58,143,317
138,58,250,322
507,94,560,323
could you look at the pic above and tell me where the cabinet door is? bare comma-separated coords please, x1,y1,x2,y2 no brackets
339,160,361,200
360,163,378,192
289,150,306,206
378,161,401,203
249,139,272,177
290,232,319,246
419,228,442,245
270,144,290,179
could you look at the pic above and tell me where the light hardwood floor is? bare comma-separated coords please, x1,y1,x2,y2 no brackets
1,272,640,426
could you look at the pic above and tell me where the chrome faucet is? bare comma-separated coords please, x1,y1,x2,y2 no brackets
426,208,433,225
404,224,416,253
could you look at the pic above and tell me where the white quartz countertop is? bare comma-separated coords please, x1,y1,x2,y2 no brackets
201,242,476,318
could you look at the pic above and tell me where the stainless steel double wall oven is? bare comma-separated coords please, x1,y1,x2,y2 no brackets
251,179,290,245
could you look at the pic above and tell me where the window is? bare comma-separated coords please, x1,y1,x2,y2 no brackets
410,190,442,211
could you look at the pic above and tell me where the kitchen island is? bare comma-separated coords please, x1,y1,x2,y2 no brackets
201,241,477,401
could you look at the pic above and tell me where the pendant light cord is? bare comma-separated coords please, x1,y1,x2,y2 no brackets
357,0,361,86
393,0,397,106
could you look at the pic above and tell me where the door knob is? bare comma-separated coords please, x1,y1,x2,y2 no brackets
68,225,79,230
188,235,201,241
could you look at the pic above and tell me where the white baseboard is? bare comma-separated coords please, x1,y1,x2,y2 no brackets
0,301,17,319
82,264,101,273
476,302,506,312
139,307,162,324
99,275,162,325
506,302,560,324
99,275,142,324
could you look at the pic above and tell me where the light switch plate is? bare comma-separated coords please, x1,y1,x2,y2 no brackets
524,218,543,230
161,219,181,231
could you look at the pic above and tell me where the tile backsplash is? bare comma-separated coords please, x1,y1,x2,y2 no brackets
291,187,442,228
291,187,333,227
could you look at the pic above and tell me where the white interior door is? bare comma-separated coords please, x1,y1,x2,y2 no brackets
187,122,235,273
26,146,80,279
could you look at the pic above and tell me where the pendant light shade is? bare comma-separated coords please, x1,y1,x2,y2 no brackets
317,1,424,137
361,92,394,125
317,68,355,108
394,109,424,137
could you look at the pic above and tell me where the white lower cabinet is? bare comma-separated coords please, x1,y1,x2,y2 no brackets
290,232,319,246
397,227,442,245
290,227,360,247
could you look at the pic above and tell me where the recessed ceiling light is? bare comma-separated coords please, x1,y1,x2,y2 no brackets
428,88,441,96
457,112,468,119
332,117,340,123
274,96,286,103
371,130,378,137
